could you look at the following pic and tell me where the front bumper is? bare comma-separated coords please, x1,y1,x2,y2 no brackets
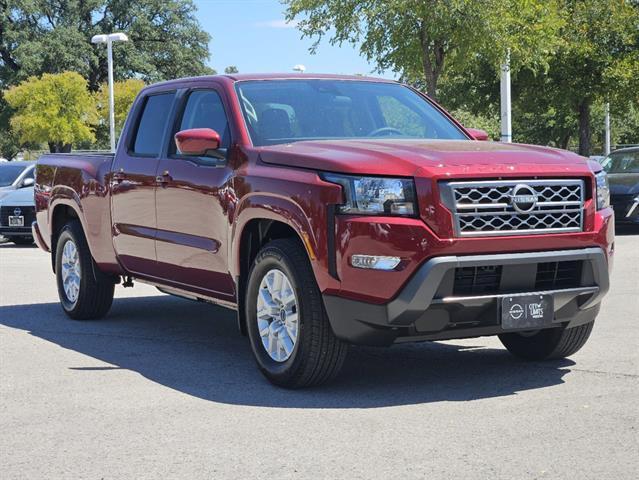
31,221,50,252
0,226,33,237
323,247,609,346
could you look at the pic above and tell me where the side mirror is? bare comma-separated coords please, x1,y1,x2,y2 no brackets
175,128,222,157
466,128,490,141
21,177,35,187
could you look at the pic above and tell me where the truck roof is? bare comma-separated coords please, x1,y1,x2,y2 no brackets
221,73,396,82
145,73,397,90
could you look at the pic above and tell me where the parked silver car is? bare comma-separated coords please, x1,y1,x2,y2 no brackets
0,186,35,245
0,161,36,200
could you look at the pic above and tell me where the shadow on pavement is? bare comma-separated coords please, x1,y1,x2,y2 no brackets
0,295,575,408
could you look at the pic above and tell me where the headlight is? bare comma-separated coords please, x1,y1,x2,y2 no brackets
322,174,417,216
595,171,610,210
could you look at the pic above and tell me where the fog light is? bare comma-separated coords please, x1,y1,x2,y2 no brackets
351,254,401,270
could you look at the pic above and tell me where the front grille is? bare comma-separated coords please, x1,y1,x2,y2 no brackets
453,266,502,295
442,179,585,237
0,206,36,227
535,261,583,290
452,260,584,296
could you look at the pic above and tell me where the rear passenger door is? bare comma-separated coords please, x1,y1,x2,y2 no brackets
154,88,235,301
111,91,175,275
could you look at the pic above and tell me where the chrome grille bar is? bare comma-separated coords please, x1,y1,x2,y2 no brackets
441,179,585,237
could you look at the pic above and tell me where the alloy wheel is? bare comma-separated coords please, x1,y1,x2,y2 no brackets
61,239,81,304
256,269,299,362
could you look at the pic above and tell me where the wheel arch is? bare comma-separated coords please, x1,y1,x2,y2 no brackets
233,196,321,336
49,200,83,273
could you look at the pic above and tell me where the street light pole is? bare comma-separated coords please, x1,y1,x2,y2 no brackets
604,103,611,155
106,38,115,153
500,50,512,143
91,33,128,153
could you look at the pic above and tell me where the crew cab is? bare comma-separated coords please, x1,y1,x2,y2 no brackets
34,74,614,388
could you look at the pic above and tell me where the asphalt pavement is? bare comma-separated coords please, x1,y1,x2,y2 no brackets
1,229,638,479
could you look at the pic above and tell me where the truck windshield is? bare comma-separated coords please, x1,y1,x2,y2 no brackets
235,80,467,146
0,164,27,187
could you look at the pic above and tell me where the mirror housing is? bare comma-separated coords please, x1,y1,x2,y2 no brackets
466,128,490,141
21,177,35,188
175,128,222,157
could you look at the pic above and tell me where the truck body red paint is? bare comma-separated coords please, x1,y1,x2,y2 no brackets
34,74,613,387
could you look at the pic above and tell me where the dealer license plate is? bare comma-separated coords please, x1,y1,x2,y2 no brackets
8,216,24,227
501,294,554,329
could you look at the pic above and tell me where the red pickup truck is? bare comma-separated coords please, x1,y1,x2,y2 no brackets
34,74,614,388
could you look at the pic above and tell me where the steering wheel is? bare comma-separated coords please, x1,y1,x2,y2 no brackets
367,126,403,137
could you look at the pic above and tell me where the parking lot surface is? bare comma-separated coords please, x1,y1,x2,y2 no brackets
1,230,638,479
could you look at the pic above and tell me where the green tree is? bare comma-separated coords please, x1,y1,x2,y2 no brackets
438,0,639,155
0,1,213,90
284,0,564,100
94,78,145,148
224,66,239,74
0,0,213,153
548,0,639,155
4,72,98,153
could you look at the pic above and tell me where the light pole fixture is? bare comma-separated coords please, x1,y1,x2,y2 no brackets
91,33,129,152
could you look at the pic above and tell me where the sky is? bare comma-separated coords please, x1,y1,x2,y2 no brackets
193,0,394,78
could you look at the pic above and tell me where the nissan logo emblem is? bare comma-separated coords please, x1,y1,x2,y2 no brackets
509,184,538,213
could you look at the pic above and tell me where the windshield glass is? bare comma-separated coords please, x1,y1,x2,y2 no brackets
235,80,467,146
601,151,639,174
0,164,27,187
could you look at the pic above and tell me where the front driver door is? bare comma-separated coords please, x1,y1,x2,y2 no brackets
154,88,235,301
111,91,175,275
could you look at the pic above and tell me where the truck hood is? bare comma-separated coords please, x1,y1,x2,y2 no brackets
0,186,34,206
258,139,591,177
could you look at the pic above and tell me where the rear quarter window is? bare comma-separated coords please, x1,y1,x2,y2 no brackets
132,92,175,156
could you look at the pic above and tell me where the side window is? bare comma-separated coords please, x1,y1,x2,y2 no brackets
177,90,230,150
132,92,175,156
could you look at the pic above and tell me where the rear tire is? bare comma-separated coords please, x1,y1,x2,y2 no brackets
11,236,33,245
55,221,115,320
499,321,594,360
245,238,348,388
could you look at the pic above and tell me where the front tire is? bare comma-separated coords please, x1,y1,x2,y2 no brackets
55,221,115,320
499,321,594,360
245,238,348,388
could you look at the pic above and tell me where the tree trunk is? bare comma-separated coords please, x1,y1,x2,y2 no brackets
578,99,591,157
48,142,72,153
419,27,445,101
